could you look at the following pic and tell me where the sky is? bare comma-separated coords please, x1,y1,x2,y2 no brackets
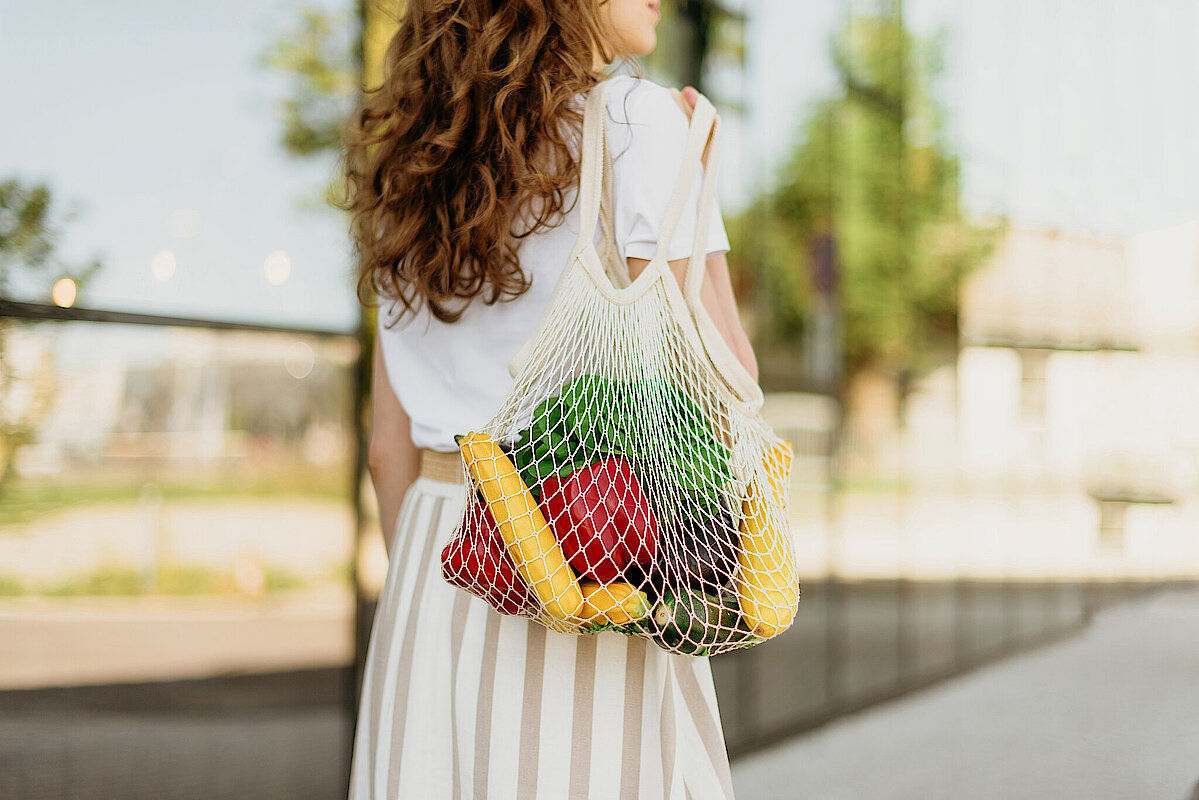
1,0,1197,333
1,0,356,330
740,0,1199,238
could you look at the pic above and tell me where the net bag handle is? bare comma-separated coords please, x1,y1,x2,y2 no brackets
514,81,763,408
574,81,717,291
570,81,610,263
597,134,628,288
657,94,765,408
507,81,620,378
651,93,718,281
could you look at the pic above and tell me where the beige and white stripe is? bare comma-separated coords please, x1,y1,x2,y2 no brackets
348,475,737,799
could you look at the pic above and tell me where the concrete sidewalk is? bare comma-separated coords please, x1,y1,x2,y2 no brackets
731,583,1199,800
0,586,353,689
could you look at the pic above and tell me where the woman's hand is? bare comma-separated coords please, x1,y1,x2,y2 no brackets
668,85,701,118
668,85,715,176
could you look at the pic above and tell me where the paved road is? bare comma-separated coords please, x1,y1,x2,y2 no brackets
3,586,1195,798
0,706,350,800
732,583,1199,800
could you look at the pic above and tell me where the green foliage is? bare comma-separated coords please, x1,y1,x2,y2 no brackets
645,1,744,97
321,557,354,584
263,566,308,592
0,181,53,291
0,179,102,489
0,179,101,297
508,376,732,519
260,6,358,160
32,563,311,597
45,565,145,597
156,565,221,595
729,8,1004,384
0,564,315,597
0,469,349,528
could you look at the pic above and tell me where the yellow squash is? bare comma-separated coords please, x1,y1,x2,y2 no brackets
457,431,585,621
578,581,651,626
733,440,799,637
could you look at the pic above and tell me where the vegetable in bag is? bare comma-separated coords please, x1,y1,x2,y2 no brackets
540,455,658,583
456,431,585,622
441,495,538,616
440,81,801,656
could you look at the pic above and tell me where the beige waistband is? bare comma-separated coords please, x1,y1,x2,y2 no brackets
418,447,465,483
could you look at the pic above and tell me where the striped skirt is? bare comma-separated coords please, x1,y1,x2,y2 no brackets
347,474,737,799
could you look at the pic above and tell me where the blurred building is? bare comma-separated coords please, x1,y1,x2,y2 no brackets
921,220,1199,556
813,219,1199,578
13,328,356,479
957,221,1199,488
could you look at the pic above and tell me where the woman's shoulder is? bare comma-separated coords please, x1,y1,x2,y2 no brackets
601,76,688,151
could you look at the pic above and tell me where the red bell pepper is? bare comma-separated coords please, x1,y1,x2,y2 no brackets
539,456,658,583
441,495,537,615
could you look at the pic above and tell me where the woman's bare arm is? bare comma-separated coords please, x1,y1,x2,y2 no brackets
367,334,421,558
701,251,759,382
627,254,759,382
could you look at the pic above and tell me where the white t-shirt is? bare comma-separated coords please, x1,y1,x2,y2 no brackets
376,76,731,451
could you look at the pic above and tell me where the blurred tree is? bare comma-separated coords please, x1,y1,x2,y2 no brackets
259,0,399,472
260,0,398,288
260,5,359,160
0,180,100,297
647,0,744,100
0,179,102,486
729,3,1003,398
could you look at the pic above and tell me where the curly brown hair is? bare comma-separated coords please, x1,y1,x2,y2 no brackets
340,0,616,325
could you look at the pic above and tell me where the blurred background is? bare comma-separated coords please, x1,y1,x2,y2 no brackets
1,0,1197,798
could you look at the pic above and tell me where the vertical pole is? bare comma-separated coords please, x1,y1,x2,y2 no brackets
824,0,851,709
344,2,368,790
890,0,917,689
346,284,371,791
677,0,714,92
346,0,403,787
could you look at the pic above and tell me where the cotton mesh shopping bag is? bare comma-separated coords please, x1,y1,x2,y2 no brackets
440,80,800,656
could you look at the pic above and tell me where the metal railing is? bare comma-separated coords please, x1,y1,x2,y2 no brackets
0,298,369,800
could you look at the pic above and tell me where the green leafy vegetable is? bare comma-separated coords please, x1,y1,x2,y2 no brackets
510,376,733,517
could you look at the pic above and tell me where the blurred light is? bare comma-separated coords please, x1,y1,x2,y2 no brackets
264,250,291,285
284,341,315,379
51,277,77,308
150,250,176,281
168,209,202,238
232,550,266,597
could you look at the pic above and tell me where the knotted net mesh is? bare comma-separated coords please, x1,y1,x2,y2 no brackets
439,82,800,656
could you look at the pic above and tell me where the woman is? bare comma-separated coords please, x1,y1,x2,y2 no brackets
343,1,758,797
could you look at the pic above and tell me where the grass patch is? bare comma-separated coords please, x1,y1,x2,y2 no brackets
321,558,354,584
31,563,313,597
0,465,350,528
158,565,223,595
44,566,145,597
0,574,26,596
263,566,307,592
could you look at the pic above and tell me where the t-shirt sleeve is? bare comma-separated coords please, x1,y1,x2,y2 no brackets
605,78,731,263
